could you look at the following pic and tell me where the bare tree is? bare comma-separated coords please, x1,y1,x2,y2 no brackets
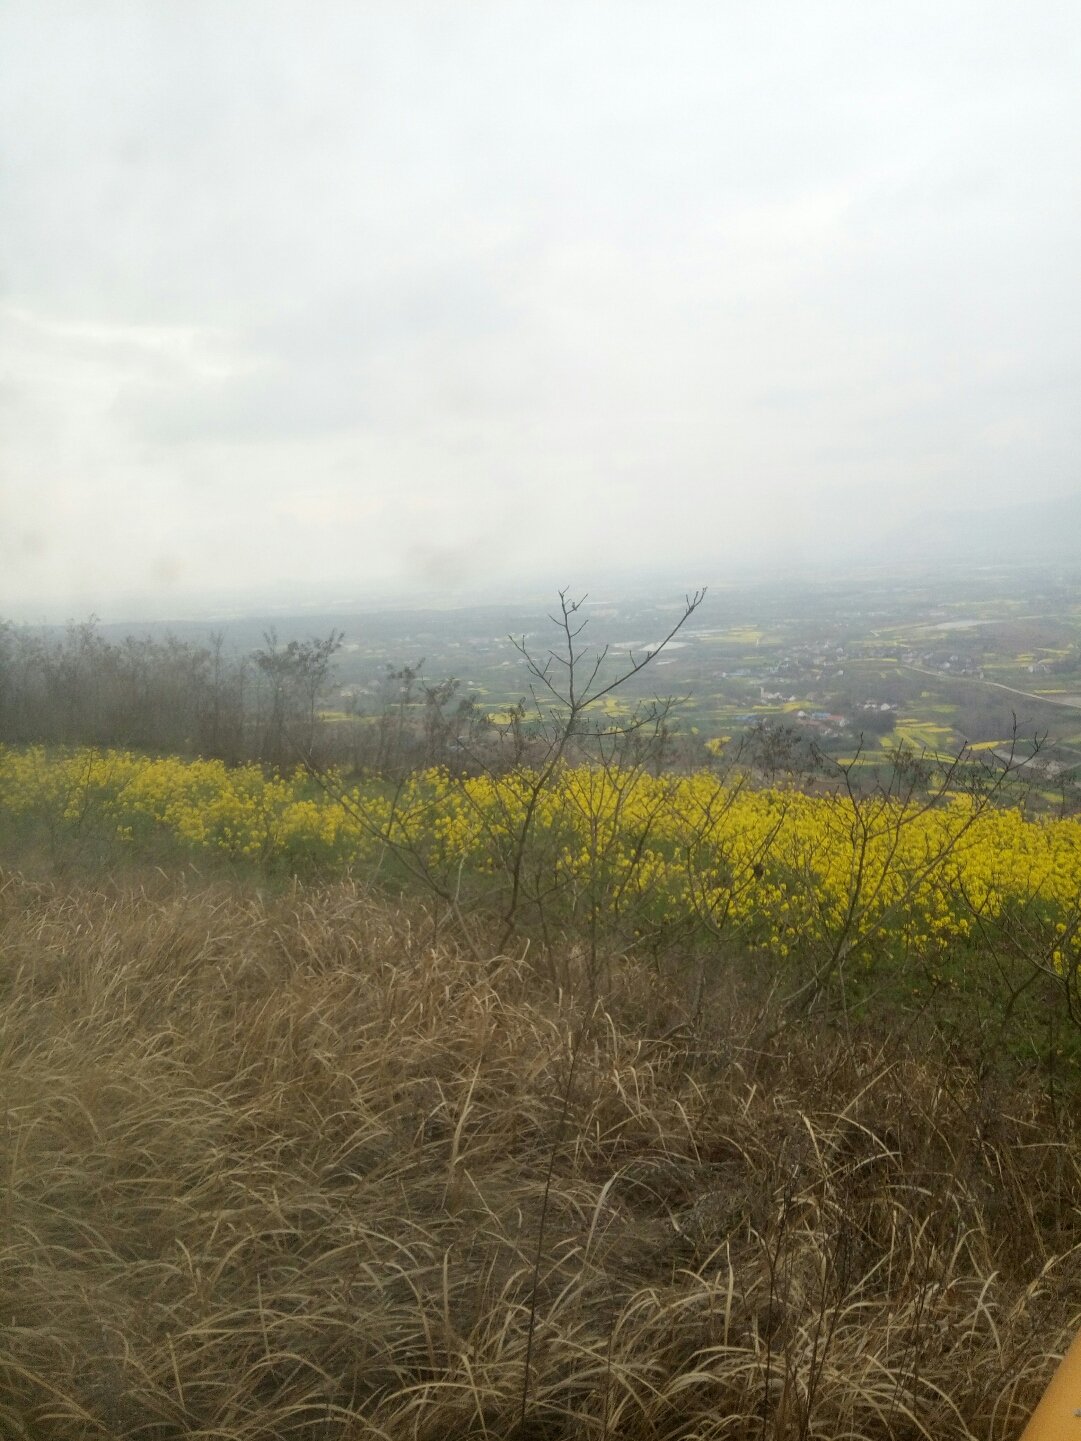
303,589,707,956
252,629,344,768
457,589,708,947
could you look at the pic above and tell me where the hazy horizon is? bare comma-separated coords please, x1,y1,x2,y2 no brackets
2,2,1080,621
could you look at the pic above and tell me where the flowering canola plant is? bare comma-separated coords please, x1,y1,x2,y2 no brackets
2,745,1080,970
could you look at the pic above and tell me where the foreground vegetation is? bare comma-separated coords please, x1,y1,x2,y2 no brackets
3,592,1081,1437
4,742,1081,1065
3,864,1080,1439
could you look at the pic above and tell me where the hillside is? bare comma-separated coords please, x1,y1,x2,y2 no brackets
2,864,1079,1440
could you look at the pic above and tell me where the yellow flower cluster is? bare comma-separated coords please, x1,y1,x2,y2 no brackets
2,746,1080,966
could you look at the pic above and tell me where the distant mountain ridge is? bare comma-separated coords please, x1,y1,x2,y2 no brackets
877,491,1081,564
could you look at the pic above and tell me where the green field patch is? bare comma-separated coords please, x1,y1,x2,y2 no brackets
717,626,768,643
895,719,957,752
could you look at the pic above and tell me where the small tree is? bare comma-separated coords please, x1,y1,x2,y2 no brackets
487,587,706,947
252,629,344,768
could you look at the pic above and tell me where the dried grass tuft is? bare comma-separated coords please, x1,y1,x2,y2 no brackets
2,865,1080,1438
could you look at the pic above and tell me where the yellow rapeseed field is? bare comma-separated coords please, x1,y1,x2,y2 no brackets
2,744,1080,967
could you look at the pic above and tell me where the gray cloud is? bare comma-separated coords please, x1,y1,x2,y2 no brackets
1,0,1079,616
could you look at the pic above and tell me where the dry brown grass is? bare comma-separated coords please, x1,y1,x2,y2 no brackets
2,864,1080,1439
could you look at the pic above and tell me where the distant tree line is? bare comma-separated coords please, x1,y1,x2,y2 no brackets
11,612,1058,806
0,619,248,760
0,618,355,768
0,618,500,774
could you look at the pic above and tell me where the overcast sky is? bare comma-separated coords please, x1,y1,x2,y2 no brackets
2,1,1079,619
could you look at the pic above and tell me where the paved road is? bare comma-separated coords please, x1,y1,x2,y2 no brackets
897,664,1081,711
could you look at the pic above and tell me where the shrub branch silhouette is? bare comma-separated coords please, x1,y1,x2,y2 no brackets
302,588,706,961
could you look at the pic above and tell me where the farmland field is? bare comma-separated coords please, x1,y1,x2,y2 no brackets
255,563,1081,781
24,561,1081,789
